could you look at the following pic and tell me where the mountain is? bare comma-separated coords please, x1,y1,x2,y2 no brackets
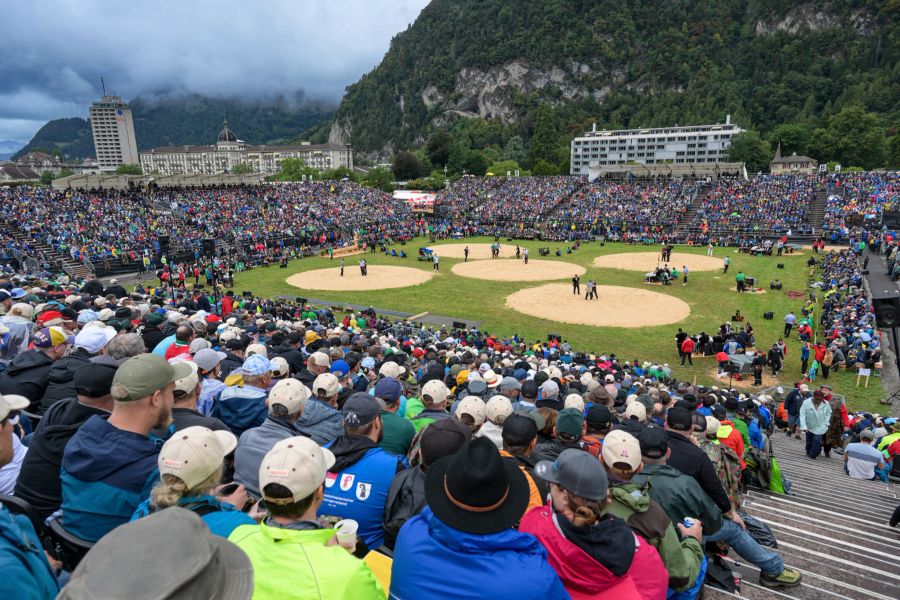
13,94,335,161
0,140,23,160
324,0,899,156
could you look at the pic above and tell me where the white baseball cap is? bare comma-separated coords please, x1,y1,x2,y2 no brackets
482,370,501,388
309,351,331,368
455,396,486,427
378,361,406,378
74,326,117,354
564,393,585,413
421,379,449,406
601,429,642,471
259,436,336,504
158,426,237,489
624,402,646,422
173,362,200,395
268,378,310,414
270,357,290,378
0,394,29,421
245,343,268,358
485,395,513,424
312,372,340,399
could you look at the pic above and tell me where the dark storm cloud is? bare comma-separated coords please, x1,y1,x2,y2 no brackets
0,0,429,144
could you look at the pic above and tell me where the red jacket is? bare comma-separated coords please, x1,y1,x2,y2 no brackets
680,338,695,354
520,504,667,600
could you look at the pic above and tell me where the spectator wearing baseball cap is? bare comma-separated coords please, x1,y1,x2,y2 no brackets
213,354,273,437
390,437,566,599
0,392,60,598
533,407,586,463
454,395,486,434
382,418,471,550
409,379,452,433
295,350,331,389
499,376,522,402
131,426,254,538
537,379,563,411
228,437,384,599
194,348,228,417
581,404,614,459
60,508,253,600
60,353,193,542
500,411,550,513
476,395,514,449
296,372,344,445
374,376,415,457
160,362,230,434
15,356,120,518
513,379,539,412
0,299,35,362
319,392,402,551
0,325,73,410
234,379,311,497
598,429,704,592
522,449,668,598
40,327,116,412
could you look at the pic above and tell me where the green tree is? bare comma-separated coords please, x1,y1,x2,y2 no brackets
364,166,394,191
502,136,526,164
57,168,75,178
487,160,525,176
392,151,425,180
810,106,888,170
231,163,252,174
528,104,558,167
531,159,559,176
426,130,452,166
40,171,54,185
462,150,489,176
115,163,143,175
274,158,319,181
727,131,771,173
447,140,468,175
322,166,356,181
889,135,900,170
768,123,812,157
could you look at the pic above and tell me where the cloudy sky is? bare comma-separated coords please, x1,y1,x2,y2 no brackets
0,0,430,147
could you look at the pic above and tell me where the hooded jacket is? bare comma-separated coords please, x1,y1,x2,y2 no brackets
320,435,401,550
39,347,94,411
0,349,55,409
520,503,668,600
14,397,109,518
382,464,427,550
140,324,166,352
474,420,504,449
604,480,702,592
533,438,585,463
234,416,304,497
390,507,568,600
296,398,344,444
212,384,268,437
716,420,746,469
218,351,244,380
0,505,60,600
633,463,723,536
60,415,159,542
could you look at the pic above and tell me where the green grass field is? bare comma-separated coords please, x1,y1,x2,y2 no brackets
222,236,885,413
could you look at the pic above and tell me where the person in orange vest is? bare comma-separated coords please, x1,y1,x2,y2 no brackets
712,405,746,469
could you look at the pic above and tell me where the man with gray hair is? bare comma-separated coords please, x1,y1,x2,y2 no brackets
844,429,887,480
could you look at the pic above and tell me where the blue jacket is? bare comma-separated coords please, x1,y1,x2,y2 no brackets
234,417,304,496
60,415,159,542
0,505,60,599
747,418,764,450
213,385,268,437
320,441,399,550
296,399,344,445
131,495,254,538
390,507,568,600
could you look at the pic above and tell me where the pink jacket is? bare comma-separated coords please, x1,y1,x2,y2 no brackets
520,504,668,600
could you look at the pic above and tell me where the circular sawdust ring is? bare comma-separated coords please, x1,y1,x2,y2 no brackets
285,265,434,291
428,243,520,259
593,252,722,272
451,259,585,282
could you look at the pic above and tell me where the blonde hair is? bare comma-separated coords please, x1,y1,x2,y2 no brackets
149,467,222,509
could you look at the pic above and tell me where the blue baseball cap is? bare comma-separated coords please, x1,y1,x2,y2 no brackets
360,357,376,370
373,377,403,404
331,359,351,377
10,288,26,299
513,368,528,381
240,354,273,376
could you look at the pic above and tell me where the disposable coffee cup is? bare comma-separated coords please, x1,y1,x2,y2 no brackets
334,519,358,547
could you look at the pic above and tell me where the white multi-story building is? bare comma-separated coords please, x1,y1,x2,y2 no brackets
89,95,140,172
140,119,353,176
570,116,744,176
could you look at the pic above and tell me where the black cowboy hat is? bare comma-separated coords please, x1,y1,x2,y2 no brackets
424,436,529,534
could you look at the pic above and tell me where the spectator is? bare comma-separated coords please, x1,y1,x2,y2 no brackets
374,377,415,457
320,392,402,550
844,429,887,481
533,407,586,462
59,508,253,599
476,394,513,448
213,354,272,437
383,418,471,549
59,353,192,542
522,448,668,598
454,395,486,434
161,362,230,433
131,425,254,537
15,356,119,518
409,379,453,432
229,436,384,599
390,437,567,599
297,372,344,444
581,404,613,458
234,378,310,496
39,325,116,411
0,392,60,599
296,350,330,388
799,390,832,459
0,326,72,410
500,411,550,512
193,348,228,416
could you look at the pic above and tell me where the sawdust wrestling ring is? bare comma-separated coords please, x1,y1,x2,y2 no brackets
285,266,434,291
451,259,586,282
594,252,722,272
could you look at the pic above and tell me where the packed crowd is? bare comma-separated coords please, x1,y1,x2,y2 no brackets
823,172,900,231
696,175,815,234
0,270,847,599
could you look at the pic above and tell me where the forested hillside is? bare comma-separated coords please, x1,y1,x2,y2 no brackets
319,0,898,171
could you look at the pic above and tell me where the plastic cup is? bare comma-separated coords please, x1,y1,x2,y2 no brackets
334,519,358,548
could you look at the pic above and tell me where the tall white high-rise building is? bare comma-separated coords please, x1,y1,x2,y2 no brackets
89,95,139,172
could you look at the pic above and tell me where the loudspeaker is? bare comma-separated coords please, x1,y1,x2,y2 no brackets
872,288,900,328
883,211,900,229
777,263,784,269
243,290,253,298
548,333,561,342
296,297,307,305
202,238,216,257
763,311,774,320
452,321,467,329
158,235,170,253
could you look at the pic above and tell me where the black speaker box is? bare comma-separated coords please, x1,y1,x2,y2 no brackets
243,290,253,298
158,235,170,252
763,311,774,320
872,288,900,328
202,238,216,257
296,297,307,305
777,263,784,269
452,321,467,329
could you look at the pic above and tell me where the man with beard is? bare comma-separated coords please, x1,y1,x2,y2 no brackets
59,354,191,542
319,393,403,552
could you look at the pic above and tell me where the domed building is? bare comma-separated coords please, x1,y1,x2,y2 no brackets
140,118,353,176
